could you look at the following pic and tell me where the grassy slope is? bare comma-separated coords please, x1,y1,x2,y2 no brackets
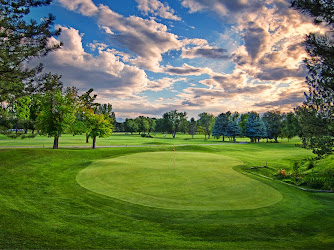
0,143,333,248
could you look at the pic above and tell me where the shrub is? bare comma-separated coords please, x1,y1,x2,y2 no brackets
276,169,287,179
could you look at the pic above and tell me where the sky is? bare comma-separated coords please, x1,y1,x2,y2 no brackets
29,0,326,121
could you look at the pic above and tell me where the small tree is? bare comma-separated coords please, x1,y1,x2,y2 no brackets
197,112,215,139
162,110,187,138
188,117,197,138
85,109,113,149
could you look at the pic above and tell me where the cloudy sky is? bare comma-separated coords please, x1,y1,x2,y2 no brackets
29,0,326,120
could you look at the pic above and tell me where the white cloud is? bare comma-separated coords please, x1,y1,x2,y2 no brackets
56,0,98,16
136,0,181,20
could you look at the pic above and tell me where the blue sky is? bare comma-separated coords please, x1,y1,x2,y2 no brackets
29,0,326,120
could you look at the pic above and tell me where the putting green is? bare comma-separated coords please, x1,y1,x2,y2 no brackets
77,152,283,210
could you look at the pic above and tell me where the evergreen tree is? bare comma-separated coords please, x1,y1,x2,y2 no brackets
292,0,334,156
225,120,242,142
245,112,267,143
212,112,230,141
0,0,61,101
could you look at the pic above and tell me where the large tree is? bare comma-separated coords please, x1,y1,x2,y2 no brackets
262,110,282,143
292,0,334,156
162,110,187,138
36,75,77,149
212,112,231,141
0,0,61,101
245,112,267,143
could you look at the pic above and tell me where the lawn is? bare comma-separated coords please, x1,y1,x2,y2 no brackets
0,135,333,248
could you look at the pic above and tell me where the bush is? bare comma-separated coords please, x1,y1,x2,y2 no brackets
276,169,287,179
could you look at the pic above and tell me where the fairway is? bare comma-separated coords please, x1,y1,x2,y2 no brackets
77,152,283,210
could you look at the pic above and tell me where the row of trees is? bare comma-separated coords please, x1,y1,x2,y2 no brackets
120,109,300,143
0,74,114,149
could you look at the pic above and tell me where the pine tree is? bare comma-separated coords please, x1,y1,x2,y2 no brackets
212,112,230,141
225,120,242,142
0,0,61,101
245,112,267,143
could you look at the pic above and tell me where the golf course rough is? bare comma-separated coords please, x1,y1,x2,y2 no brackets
76,152,283,210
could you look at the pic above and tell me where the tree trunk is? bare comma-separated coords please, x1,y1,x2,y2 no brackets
173,131,176,138
86,133,89,143
274,137,278,143
53,136,59,149
24,128,28,134
192,133,194,139
233,136,236,143
92,136,96,149
222,135,225,142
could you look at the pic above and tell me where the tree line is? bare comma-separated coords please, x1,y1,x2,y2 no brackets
0,0,333,156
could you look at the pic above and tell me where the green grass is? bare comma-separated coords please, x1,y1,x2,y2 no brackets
0,132,300,148
77,152,282,210
0,142,333,248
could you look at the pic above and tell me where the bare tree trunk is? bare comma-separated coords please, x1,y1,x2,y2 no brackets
92,136,96,149
53,136,59,149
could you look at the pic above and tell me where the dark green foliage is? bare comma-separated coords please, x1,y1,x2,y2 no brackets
292,0,334,158
281,112,300,141
162,110,187,138
225,120,242,142
245,112,267,142
295,105,333,157
188,117,197,138
262,110,282,142
0,0,61,101
124,118,139,134
212,112,230,141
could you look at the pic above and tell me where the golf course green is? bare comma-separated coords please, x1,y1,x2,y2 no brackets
77,152,282,210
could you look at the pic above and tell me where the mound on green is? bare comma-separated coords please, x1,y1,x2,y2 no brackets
77,152,282,210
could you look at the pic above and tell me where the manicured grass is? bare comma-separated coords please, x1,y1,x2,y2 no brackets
77,152,282,210
0,144,333,248
0,132,300,148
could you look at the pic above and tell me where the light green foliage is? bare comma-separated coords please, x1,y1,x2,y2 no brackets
85,109,113,149
197,112,215,139
36,77,77,149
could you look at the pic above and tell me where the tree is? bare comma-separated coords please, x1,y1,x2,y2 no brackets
124,118,138,134
36,75,77,149
212,112,230,141
197,112,215,139
239,113,251,135
292,0,334,156
162,110,187,138
85,109,113,149
136,116,150,134
262,110,282,143
225,120,242,142
148,118,156,134
295,105,333,157
188,117,197,138
245,112,267,143
0,0,61,102
281,112,300,141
